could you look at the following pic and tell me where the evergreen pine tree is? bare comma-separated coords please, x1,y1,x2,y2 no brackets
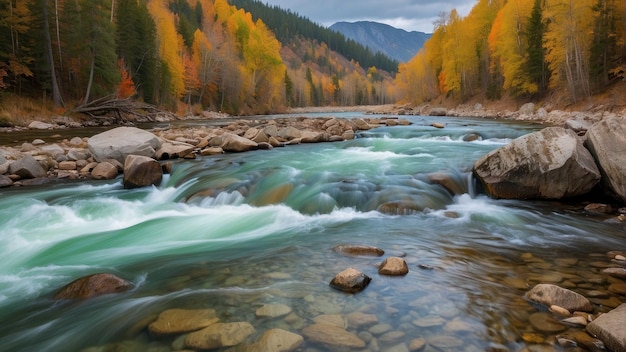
526,0,549,96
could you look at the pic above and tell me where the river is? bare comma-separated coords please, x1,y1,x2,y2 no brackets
0,114,624,351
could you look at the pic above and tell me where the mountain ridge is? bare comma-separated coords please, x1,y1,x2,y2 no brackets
330,21,431,63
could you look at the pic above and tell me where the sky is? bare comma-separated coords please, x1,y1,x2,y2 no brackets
260,0,476,33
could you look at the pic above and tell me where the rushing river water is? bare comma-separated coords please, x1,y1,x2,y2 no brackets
1,114,624,352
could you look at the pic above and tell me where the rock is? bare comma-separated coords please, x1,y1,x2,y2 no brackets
278,126,303,140
586,117,626,203
378,257,409,275
586,304,626,352
155,141,194,160
429,107,447,116
123,155,162,189
565,119,591,134
313,314,347,328
549,305,571,317
427,336,463,349
525,284,593,312
40,144,66,159
529,312,567,333
603,267,626,279
427,172,466,195
246,329,304,352
255,303,292,318
409,337,426,351
585,203,613,214
346,312,378,328
66,148,90,161
58,161,77,170
332,244,384,257
9,155,47,179
53,273,132,299
201,147,224,156
518,103,535,115
0,175,13,187
431,122,445,128
342,130,355,140
69,137,84,146
32,138,45,145
88,127,161,163
91,162,119,180
185,322,255,350
329,268,371,293
473,127,600,199
302,323,366,349
609,282,626,295
220,133,259,152
148,309,219,336
28,121,55,129
561,315,588,327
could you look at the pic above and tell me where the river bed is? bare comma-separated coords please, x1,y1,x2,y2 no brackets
0,114,624,351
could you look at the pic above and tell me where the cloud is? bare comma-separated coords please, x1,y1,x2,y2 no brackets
261,0,475,32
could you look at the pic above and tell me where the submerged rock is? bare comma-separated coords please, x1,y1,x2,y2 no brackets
302,323,366,349
473,127,600,199
246,329,304,352
329,268,371,293
185,322,255,350
525,284,593,312
148,308,219,336
333,244,384,257
53,273,133,300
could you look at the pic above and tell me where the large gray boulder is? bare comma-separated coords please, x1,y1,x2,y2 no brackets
88,127,161,164
220,133,258,153
525,284,593,312
586,304,626,352
473,127,600,199
585,117,626,203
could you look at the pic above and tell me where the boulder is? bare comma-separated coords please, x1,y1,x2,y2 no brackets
0,175,13,187
525,284,593,312
585,117,626,203
58,161,77,170
586,304,626,352
518,103,535,115
220,133,259,153
9,155,47,179
333,244,384,257
302,323,366,349
41,144,66,159
246,329,304,352
329,268,371,293
429,107,447,116
91,162,119,180
378,257,409,276
565,119,591,135
185,322,255,350
53,273,133,300
88,127,161,163
123,155,162,189
155,141,194,160
148,309,219,336
473,127,600,199
278,126,302,140
200,147,224,156
28,121,55,129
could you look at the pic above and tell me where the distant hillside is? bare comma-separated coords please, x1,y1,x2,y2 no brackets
229,0,399,73
330,21,431,62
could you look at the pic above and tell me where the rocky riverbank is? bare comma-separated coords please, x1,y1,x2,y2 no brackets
0,115,410,188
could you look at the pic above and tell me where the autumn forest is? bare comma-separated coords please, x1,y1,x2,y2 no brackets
0,0,625,117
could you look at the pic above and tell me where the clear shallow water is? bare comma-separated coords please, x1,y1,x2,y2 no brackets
0,115,624,351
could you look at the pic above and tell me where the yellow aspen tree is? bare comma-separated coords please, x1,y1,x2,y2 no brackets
489,0,537,95
148,0,185,98
544,0,595,101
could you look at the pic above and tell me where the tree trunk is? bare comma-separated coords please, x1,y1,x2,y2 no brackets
43,0,64,107
84,48,96,105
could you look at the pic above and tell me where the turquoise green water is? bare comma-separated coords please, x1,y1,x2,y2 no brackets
0,115,624,351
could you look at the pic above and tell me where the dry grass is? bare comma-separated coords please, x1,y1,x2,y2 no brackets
0,94,63,126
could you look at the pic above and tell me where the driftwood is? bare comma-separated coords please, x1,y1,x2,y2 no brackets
72,96,176,123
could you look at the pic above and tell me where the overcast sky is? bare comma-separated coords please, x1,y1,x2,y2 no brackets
260,0,476,33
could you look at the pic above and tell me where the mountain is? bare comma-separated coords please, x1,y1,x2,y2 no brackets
330,21,431,63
